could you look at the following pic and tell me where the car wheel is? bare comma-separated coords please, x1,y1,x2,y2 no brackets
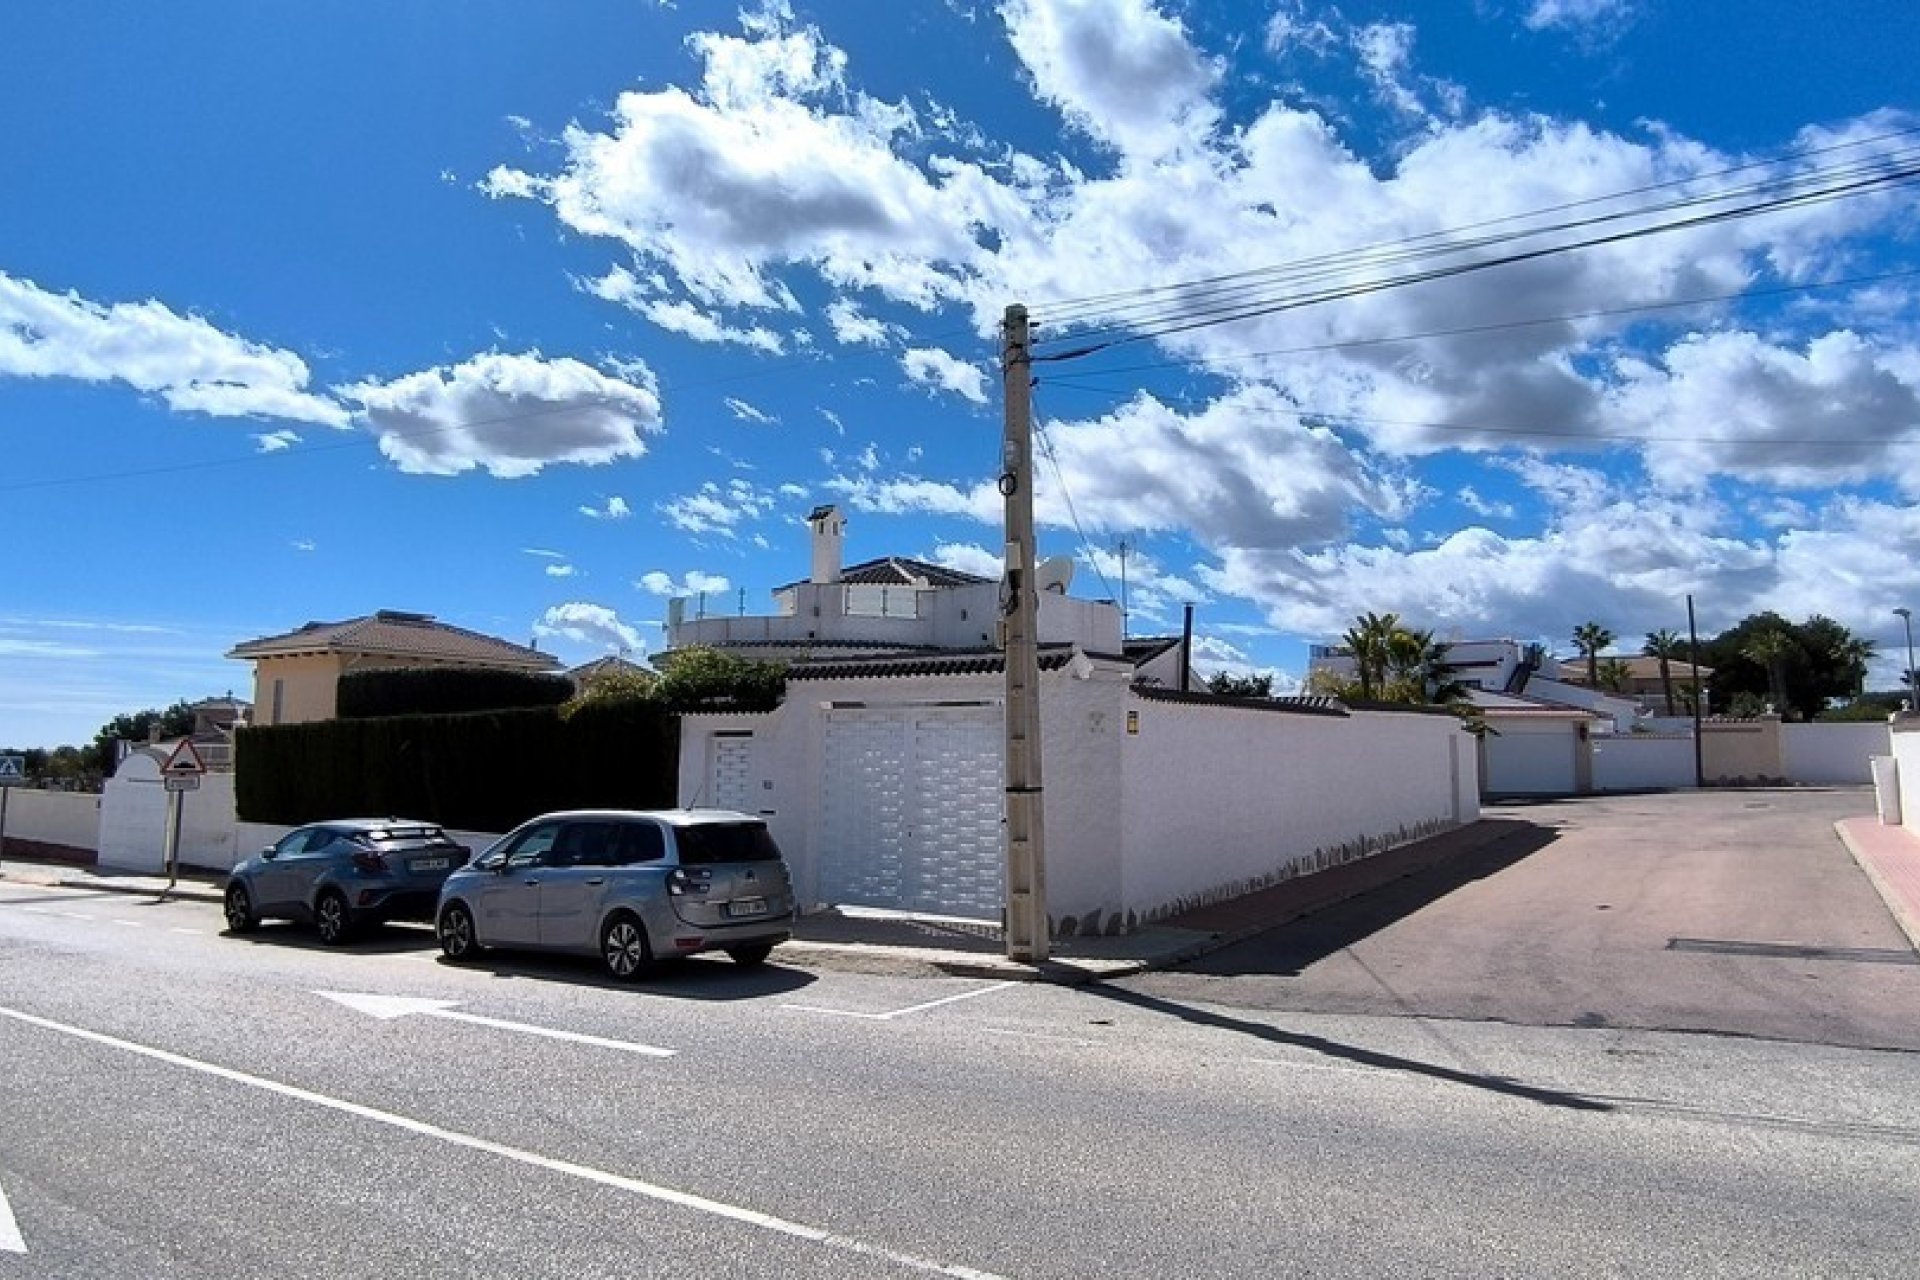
314,890,354,946
726,943,774,968
438,903,480,962
600,913,651,981
223,883,259,933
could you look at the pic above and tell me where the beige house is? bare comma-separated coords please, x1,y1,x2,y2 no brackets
1557,654,1713,711
227,610,560,726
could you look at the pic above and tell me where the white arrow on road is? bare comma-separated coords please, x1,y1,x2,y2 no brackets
317,992,675,1058
0,1175,24,1254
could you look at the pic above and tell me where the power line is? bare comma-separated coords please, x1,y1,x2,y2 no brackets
1036,378,1920,449
1032,159,1920,359
1031,264,1920,383
1028,124,1920,332
1031,408,1119,606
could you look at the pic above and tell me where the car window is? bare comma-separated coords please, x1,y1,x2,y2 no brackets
613,822,665,866
275,828,320,857
558,822,628,868
502,823,561,869
674,823,782,865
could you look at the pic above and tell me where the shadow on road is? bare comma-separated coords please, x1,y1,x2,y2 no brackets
1180,821,1560,978
438,950,818,1001
223,920,446,956
1084,982,1612,1113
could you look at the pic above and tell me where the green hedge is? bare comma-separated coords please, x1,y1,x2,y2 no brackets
235,699,678,833
336,667,573,719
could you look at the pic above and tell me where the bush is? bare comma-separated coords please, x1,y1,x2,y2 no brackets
336,667,573,719
235,701,678,832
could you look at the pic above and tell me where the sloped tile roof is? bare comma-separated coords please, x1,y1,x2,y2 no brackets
776,556,994,592
227,610,559,670
786,645,1082,682
1132,686,1351,717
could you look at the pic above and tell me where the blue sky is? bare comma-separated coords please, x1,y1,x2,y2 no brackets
4,0,1919,748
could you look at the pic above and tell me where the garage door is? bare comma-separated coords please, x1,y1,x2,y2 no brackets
1482,725,1580,795
817,705,1005,917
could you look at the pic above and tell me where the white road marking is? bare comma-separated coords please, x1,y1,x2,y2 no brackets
783,980,1018,1022
111,920,142,928
20,908,54,916
0,1174,23,1254
170,928,203,936
0,1004,1002,1279
55,913,92,921
317,991,675,1058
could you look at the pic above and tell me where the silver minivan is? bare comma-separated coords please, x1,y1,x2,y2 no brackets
434,809,794,978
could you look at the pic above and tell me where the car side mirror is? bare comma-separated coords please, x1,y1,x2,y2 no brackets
260,846,278,860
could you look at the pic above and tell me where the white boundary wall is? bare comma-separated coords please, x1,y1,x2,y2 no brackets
1,789,101,850
680,663,1479,934
1119,695,1476,926
1781,722,1888,785
1591,735,1695,791
1891,717,1920,833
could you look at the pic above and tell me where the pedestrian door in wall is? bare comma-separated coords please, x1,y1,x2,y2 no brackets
817,704,1005,918
706,731,756,814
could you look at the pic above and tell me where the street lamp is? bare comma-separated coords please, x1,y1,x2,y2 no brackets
1896,607,1916,708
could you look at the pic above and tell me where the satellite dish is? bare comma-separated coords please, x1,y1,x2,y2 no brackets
1036,556,1075,594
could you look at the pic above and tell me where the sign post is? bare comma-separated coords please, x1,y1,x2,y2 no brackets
0,755,24,862
159,742,207,892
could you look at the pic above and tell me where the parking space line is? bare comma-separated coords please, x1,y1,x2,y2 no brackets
0,1004,1006,1279
980,1027,1101,1046
783,980,1018,1022
169,928,204,936
111,920,143,928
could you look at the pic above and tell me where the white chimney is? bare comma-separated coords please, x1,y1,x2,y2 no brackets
807,504,844,585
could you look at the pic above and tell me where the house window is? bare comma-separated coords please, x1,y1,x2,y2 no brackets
270,679,284,725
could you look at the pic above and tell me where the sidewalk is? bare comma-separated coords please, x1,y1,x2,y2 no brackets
1834,815,1920,952
0,817,1532,984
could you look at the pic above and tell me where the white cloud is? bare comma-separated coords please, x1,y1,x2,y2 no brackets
660,478,779,536
1457,486,1516,519
1524,0,1635,35
580,496,632,520
291,540,316,553
533,602,645,655
999,0,1219,158
928,542,1005,579
825,298,904,346
901,347,989,403
522,547,567,560
545,564,577,578
825,474,1002,523
255,429,302,453
341,351,663,479
0,272,348,427
637,570,734,596
725,396,778,424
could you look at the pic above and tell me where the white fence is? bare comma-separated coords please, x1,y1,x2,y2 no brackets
0,789,100,851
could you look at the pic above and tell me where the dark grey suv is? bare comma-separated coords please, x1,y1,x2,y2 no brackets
435,809,794,978
224,819,469,944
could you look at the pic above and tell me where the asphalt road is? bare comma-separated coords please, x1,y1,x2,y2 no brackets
2,792,1918,1279
1126,788,1920,1049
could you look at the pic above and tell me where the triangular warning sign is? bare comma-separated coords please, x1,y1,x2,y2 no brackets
163,740,207,775
0,756,23,780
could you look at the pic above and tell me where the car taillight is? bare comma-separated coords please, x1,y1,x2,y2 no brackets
351,849,389,873
668,867,712,895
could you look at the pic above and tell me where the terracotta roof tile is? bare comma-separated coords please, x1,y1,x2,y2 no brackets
227,610,559,670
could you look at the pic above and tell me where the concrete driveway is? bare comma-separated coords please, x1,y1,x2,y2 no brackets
1123,788,1920,1050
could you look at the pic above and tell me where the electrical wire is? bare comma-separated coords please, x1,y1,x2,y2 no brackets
1031,407,1120,605
1028,123,1920,332
1036,377,1920,449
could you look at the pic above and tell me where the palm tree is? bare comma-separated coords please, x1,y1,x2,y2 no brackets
1742,628,1797,715
1597,657,1633,693
1643,628,1684,716
1341,611,1400,701
1571,621,1615,688
1831,635,1877,698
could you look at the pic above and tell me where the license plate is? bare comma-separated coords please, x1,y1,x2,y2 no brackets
725,897,767,918
410,857,451,873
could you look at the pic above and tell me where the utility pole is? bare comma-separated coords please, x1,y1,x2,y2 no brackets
1116,537,1131,639
1000,303,1049,963
1687,594,1705,789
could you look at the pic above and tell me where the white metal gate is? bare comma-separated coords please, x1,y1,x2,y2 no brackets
817,705,1004,917
707,732,756,814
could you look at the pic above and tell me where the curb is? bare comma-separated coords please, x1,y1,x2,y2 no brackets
1834,818,1920,954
